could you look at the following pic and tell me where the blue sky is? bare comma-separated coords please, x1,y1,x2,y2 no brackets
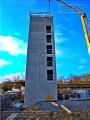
0,0,90,83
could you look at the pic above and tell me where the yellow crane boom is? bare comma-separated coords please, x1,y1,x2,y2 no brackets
56,0,90,55
80,13,90,54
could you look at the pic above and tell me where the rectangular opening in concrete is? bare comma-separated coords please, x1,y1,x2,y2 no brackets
47,70,53,80
46,35,52,42
46,26,51,33
46,45,52,54
47,57,53,66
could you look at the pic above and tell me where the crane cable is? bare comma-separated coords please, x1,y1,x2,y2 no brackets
57,0,81,14
59,0,90,29
65,0,82,13
66,0,90,28
65,0,90,39
48,0,50,12
57,0,90,53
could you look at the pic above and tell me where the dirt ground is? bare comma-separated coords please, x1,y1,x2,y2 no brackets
17,102,90,120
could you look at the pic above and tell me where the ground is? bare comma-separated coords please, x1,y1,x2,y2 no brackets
16,100,90,120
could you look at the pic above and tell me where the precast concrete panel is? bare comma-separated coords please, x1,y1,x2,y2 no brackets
24,12,57,106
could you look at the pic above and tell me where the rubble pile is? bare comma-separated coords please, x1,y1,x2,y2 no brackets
17,101,90,120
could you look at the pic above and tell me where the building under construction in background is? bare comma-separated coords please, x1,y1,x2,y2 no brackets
24,12,57,106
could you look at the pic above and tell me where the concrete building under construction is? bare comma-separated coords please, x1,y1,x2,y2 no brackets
24,12,57,106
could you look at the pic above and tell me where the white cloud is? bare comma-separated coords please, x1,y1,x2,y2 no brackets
88,48,90,55
69,30,74,35
56,64,62,67
0,35,27,56
55,34,68,44
55,24,68,44
15,32,20,35
55,47,63,56
0,59,10,68
54,24,68,57
80,58,87,64
0,72,25,83
55,24,66,30
78,59,87,70
65,18,71,22
78,65,83,69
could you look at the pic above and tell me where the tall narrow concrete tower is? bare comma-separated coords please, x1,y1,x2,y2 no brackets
24,12,57,106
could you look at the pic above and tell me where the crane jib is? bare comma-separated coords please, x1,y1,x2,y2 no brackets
56,0,90,55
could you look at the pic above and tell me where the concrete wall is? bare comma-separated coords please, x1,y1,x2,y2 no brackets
24,13,57,106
